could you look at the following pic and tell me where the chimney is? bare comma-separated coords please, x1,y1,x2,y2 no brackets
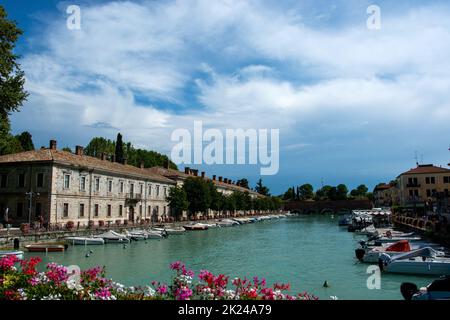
224,178,228,183
101,153,106,161
49,140,57,150
193,169,198,177
111,154,116,162
219,176,223,182
201,171,205,178
185,167,190,174
75,145,84,156
212,175,216,181
140,161,145,169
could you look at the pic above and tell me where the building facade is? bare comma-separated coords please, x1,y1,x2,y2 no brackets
0,141,175,227
396,164,450,208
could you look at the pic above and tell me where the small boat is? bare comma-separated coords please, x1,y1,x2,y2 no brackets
354,225,377,236
94,230,130,243
124,230,148,241
355,240,446,263
183,223,208,231
65,237,105,245
372,235,422,244
379,247,450,276
25,243,67,252
151,227,185,235
0,250,24,260
146,230,165,239
217,219,239,227
401,276,450,300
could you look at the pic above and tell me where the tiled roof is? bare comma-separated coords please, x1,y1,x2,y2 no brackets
147,166,261,196
399,164,450,176
0,149,175,184
374,184,392,191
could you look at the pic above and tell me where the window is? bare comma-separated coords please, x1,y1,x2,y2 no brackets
444,177,450,184
16,203,23,217
64,174,70,189
445,189,449,196
148,184,152,196
432,189,437,197
148,205,151,216
156,206,159,214
164,186,167,197
163,206,166,215
37,173,44,188
80,176,86,191
95,178,100,192
426,189,431,197
139,205,142,215
79,203,85,217
120,181,124,194
431,177,436,184
108,180,113,193
0,174,7,188
426,177,436,184
35,203,42,216
63,203,69,218
119,205,123,217
156,185,160,196
414,190,419,197
107,204,112,217
94,204,99,217
140,184,144,195
18,173,25,188
130,183,134,195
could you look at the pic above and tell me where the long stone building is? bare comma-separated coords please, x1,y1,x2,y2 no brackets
0,140,261,227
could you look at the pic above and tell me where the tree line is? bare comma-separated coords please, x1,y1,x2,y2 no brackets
168,177,282,219
282,183,373,201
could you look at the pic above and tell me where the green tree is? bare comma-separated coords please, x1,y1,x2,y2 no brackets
282,187,295,200
167,186,189,220
115,133,125,164
183,177,212,216
0,6,28,118
298,184,314,200
350,184,369,198
336,184,348,200
15,131,34,151
236,178,249,189
85,137,115,158
255,178,270,196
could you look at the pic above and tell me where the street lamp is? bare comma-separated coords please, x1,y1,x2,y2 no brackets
25,191,40,225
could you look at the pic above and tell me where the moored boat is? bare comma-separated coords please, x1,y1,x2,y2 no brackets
94,230,130,243
0,250,24,260
183,223,208,231
65,237,105,245
378,247,450,276
151,227,185,235
401,276,450,300
25,243,67,252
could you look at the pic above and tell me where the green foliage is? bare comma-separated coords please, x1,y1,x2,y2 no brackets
183,177,212,215
282,187,295,200
236,178,249,189
350,184,369,198
15,131,34,151
255,178,270,196
298,184,314,200
115,133,124,164
0,115,23,155
84,135,177,170
167,186,189,219
0,5,28,118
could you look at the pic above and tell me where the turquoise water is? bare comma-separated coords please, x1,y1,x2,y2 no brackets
25,215,436,300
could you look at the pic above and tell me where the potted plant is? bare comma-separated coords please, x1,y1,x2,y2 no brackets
20,223,30,234
98,220,105,227
65,220,75,230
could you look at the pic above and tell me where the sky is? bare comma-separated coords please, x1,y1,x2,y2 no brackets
2,0,450,195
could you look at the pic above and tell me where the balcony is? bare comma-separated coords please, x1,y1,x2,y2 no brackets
125,193,142,205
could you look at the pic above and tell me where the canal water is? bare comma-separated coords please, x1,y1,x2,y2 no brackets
25,215,436,300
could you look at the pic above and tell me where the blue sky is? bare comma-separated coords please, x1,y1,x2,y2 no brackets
2,0,450,195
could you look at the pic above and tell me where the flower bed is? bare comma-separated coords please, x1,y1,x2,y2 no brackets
0,257,317,300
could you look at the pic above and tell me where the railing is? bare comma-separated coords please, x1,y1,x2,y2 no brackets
126,193,142,200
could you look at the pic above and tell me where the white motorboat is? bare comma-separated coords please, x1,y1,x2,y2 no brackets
65,236,105,245
372,235,422,244
183,223,208,230
124,230,148,241
355,240,446,263
0,250,24,260
94,230,130,243
217,219,239,227
379,247,450,276
401,276,450,300
151,227,185,235
146,230,164,239
354,225,377,236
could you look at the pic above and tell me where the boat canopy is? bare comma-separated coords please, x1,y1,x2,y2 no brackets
386,240,411,252
390,247,440,262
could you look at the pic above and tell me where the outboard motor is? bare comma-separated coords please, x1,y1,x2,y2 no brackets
400,282,419,300
378,253,390,272
355,248,366,261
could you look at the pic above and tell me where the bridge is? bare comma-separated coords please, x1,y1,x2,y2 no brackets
283,199,373,214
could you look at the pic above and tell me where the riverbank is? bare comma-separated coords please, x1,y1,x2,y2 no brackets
0,211,285,248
